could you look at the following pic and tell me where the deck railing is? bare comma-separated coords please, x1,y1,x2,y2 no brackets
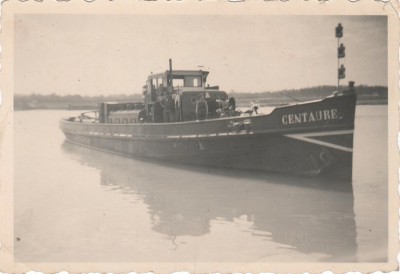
60,117,244,138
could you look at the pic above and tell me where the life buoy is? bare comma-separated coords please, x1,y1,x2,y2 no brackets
319,148,334,165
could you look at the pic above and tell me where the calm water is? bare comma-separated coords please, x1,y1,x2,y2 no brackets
14,105,388,262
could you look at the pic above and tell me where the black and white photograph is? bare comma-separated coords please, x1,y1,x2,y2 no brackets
0,1,398,273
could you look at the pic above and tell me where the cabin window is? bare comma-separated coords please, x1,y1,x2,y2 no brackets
157,77,163,88
172,76,202,88
184,76,202,87
130,118,136,123
151,78,157,88
122,118,128,124
173,78,184,88
114,118,121,123
193,77,201,87
150,77,164,88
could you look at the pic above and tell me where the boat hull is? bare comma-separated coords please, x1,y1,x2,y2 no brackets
60,93,356,180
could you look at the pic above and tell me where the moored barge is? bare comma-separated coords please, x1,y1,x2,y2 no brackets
60,60,356,180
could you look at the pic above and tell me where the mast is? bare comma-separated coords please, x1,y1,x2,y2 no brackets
168,59,173,93
336,23,345,91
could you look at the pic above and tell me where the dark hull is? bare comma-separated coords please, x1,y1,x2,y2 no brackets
60,93,356,180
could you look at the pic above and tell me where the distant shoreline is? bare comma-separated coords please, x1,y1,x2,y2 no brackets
14,85,388,111
14,98,387,111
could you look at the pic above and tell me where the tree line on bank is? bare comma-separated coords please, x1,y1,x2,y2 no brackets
231,85,388,99
14,85,388,110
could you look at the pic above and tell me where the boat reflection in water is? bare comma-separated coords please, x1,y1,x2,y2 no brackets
62,141,357,262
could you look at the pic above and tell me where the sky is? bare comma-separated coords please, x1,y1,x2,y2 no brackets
14,15,387,96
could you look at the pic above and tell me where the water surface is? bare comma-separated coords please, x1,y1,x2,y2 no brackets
14,105,388,262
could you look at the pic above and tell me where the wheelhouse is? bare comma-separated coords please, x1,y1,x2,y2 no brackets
97,60,236,124
142,61,235,123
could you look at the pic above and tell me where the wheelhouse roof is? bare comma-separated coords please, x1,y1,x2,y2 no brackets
148,70,209,79
179,90,228,97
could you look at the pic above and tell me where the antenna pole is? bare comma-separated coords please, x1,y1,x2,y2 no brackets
168,59,173,90
337,37,340,91
335,23,345,92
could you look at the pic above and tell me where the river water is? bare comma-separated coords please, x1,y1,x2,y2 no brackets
14,105,388,263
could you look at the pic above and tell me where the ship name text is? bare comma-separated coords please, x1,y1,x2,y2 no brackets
282,108,339,125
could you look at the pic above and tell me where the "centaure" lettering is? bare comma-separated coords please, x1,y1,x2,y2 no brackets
282,108,339,125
